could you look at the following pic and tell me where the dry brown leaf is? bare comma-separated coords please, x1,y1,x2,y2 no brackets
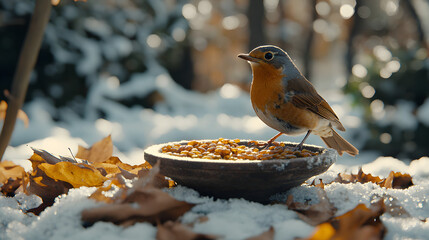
88,176,127,203
0,161,26,196
137,168,175,189
31,147,78,164
334,168,382,185
0,100,29,127
38,162,107,188
1,178,23,196
91,156,152,179
26,147,106,214
305,200,386,240
156,221,218,240
82,186,194,226
333,169,414,190
286,188,336,226
76,135,113,163
383,171,413,189
245,227,275,240
310,179,325,189
82,162,190,227
27,167,72,215
0,161,25,183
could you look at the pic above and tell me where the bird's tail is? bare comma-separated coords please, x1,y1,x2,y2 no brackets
320,128,359,156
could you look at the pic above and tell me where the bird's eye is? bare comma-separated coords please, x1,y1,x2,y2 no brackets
264,52,274,61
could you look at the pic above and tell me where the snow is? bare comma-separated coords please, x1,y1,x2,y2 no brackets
2,41,429,239
1,97,429,239
3,145,429,239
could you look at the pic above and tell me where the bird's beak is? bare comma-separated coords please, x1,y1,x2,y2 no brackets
238,54,259,63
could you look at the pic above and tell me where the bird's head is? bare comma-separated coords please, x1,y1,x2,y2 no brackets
238,45,302,79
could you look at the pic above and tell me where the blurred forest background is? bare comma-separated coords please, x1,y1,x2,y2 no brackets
0,0,428,159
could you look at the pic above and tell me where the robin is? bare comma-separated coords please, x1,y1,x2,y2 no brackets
238,45,358,156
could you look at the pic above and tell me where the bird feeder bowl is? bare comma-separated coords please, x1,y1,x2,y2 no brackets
144,140,336,202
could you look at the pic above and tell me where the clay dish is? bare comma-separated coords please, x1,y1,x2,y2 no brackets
144,140,336,202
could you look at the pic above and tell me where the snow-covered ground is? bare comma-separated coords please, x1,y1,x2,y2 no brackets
1,73,428,239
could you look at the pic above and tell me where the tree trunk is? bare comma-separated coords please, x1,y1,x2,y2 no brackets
303,0,317,80
0,0,52,161
246,0,266,51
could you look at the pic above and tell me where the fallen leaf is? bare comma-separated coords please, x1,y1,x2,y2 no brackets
1,178,23,196
333,169,414,190
137,168,175,189
383,171,413,189
91,156,151,179
26,148,105,214
0,161,25,183
286,187,336,226
305,223,335,240
31,147,78,164
82,186,194,226
89,176,126,203
245,227,275,240
27,168,72,215
334,168,382,185
156,221,218,240
305,200,386,240
76,135,113,163
310,179,325,189
0,100,29,127
38,162,107,188
0,161,26,196
82,163,192,227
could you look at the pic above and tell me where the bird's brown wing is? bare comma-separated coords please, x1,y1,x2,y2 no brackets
286,78,345,131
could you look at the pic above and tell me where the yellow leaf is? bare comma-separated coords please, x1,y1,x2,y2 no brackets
38,162,107,188
307,223,335,240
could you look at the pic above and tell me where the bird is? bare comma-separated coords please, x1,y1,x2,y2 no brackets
238,45,358,156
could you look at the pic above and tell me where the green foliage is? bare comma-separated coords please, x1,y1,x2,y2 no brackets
346,46,429,159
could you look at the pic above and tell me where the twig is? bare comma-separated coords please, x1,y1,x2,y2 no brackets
68,147,78,162
0,0,52,161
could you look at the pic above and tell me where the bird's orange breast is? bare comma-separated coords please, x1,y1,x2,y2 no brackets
250,63,319,132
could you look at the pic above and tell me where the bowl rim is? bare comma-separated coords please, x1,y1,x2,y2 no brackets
144,139,336,165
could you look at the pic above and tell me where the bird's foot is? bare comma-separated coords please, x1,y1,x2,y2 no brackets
262,141,274,150
293,143,304,152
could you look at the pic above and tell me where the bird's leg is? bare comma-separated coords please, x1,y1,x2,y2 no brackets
263,132,283,149
293,130,312,151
